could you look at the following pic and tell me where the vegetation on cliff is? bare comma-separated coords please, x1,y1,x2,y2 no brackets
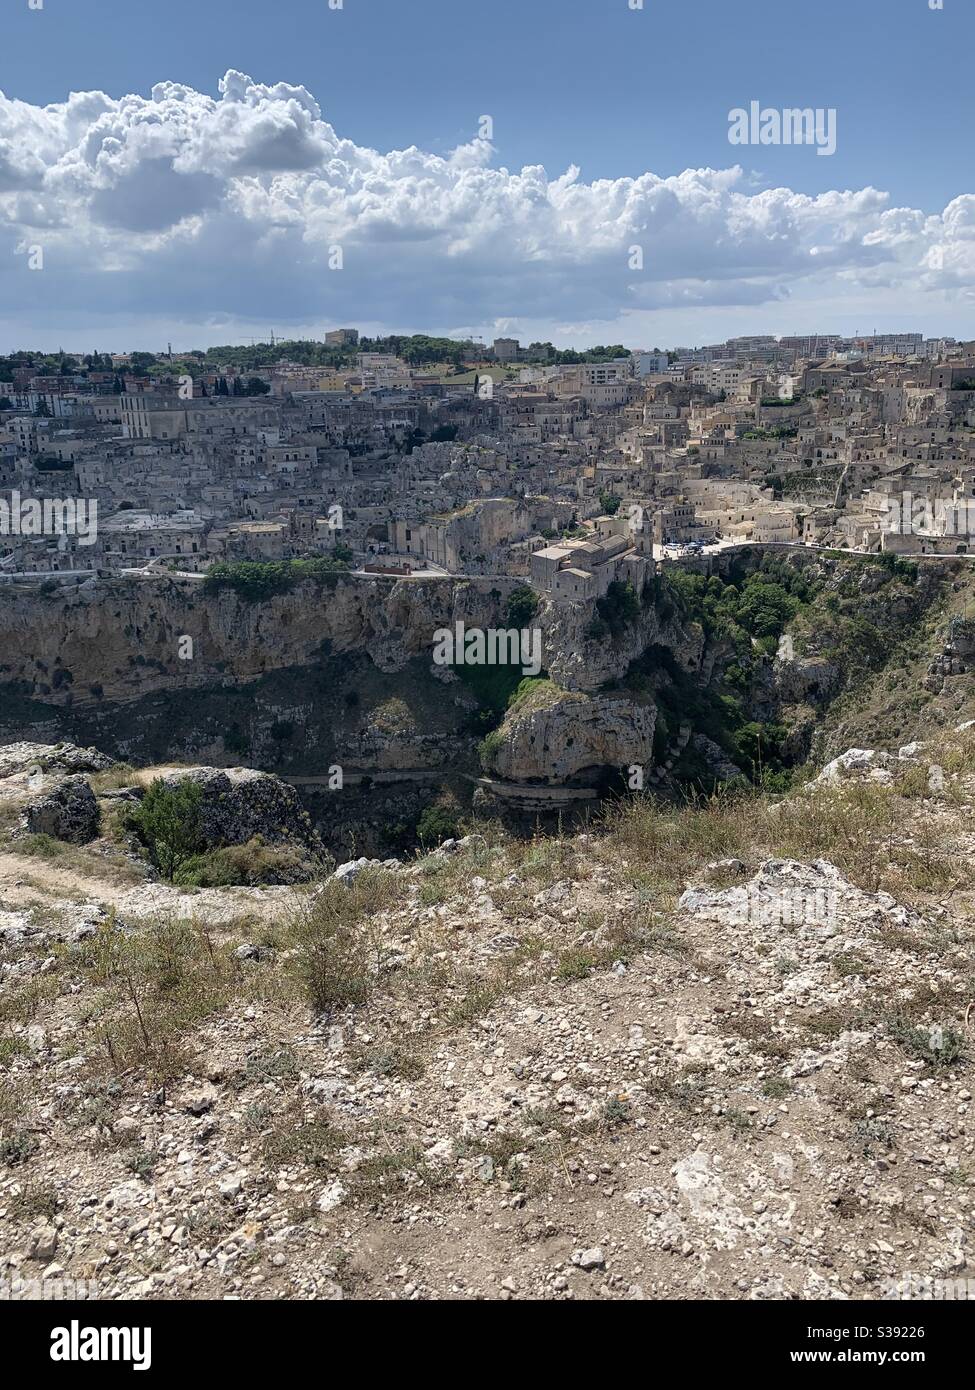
125,779,205,882
587,580,642,641
664,557,817,654
627,551,955,792
504,585,540,627
474,678,569,772
202,556,349,601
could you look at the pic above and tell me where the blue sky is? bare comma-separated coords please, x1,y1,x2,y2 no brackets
0,0,972,351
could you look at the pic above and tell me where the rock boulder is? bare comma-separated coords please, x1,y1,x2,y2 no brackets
25,775,100,844
484,688,656,785
161,766,324,854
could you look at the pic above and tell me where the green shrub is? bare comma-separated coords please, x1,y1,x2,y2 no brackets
505,584,540,627
126,779,205,882
416,804,462,847
887,1018,966,1069
203,557,348,602
478,729,504,772
175,837,319,887
595,580,640,637
454,660,528,713
0,1131,39,1166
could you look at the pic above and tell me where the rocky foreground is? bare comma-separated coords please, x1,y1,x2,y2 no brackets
0,737,974,1300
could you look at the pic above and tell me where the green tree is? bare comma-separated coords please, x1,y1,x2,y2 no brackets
416,803,462,847
203,557,348,601
505,584,540,627
736,580,800,641
127,779,205,882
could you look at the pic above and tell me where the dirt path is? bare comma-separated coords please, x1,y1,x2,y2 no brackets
0,849,129,908
0,849,298,923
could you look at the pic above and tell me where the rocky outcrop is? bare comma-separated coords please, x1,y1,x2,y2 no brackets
947,616,975,660
0,572,695,708
811,747,899,787
0,741,114,778
342,723,467,773
772,653,840,704
484,688,656,784
542,591,698,693
0,576,511,707
690,734,746,784
926,615,975,692
24,775,100,844
161,767,324,855
679,856,923,938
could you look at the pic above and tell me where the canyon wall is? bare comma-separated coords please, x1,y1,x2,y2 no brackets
0,570,686,707
0,573,695,850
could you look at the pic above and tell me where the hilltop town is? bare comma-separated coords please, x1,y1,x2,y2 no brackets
2,332,975,1306
2,330,975,591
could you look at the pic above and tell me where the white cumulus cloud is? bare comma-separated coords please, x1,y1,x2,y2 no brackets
0,70,971,348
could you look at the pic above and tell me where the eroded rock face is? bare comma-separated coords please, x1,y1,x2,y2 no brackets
691,734,745,784
0,577,506,706
25,775,100,844
542,596,698,694
161,767,324,854
0,574,696,707
772,655,840,704
0,742,114,778
947,616,975,660
343,724,467,773
485,691,656,784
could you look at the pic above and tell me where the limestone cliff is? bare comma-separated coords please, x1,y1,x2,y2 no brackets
541,586,690,692
0,575,507,706
0,571,696,707
482,684,656,785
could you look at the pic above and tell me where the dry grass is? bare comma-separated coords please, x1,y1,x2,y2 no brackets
289,867,400,1016
602,790,757,888
4,832,148,884
600,777,975,905
261,1104,348,1169
4,744,972,1105
88,764,138,794
66,914,262,1081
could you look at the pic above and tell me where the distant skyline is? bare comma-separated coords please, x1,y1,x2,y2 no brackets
1,328,962,363
1,0,973,352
